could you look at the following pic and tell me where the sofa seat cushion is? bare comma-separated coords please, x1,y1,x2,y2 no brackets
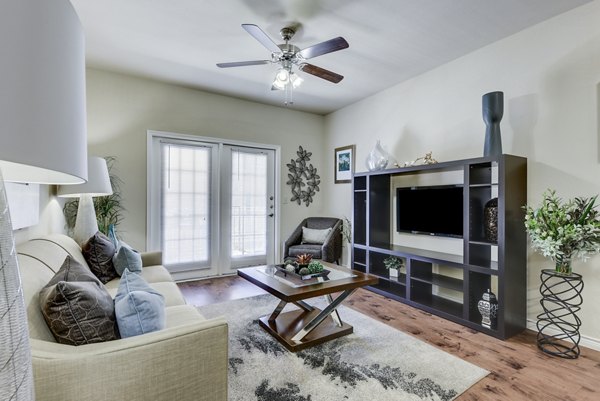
165,305,206,328
115,269,166,338
39,256,119,345
288,244,322,259
106,280,186,307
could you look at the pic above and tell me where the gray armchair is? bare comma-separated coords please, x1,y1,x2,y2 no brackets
283,217,343,264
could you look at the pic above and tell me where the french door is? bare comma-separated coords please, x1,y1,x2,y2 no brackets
147,132,277,280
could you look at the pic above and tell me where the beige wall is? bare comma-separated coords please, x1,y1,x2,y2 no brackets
83,68,325,252
323,1,600,344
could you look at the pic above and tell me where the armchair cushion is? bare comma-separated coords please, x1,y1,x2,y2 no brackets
39,256,119,345
288,244,322,259
301,227,332,244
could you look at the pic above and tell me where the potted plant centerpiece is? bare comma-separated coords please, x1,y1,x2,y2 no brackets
524,189,600,275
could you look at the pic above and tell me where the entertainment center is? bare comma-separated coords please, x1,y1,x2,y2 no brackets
352,154,527,339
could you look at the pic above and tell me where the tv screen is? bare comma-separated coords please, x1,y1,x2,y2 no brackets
396,185,463,238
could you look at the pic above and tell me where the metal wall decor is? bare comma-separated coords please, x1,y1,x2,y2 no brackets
286,146,320,206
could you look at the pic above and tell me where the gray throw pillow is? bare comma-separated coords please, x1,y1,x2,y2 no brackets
114,268,166,338
39,256,119,345
301,227,333,244
113,241,143,276
82,231,118,284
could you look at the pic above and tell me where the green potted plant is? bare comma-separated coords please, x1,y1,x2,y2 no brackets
524,189,600,275
383,255,404,278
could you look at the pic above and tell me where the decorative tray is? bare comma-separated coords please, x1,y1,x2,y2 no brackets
275,264,330,281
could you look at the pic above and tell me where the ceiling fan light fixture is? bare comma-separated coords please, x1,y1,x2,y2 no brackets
275,68,290,83
290,72,303,88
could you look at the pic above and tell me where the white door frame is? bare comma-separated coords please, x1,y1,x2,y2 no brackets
147,130,281,281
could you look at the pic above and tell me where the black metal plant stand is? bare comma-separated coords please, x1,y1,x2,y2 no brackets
536,269,584,359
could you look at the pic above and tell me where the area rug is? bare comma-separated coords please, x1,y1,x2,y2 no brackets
199,295,488,401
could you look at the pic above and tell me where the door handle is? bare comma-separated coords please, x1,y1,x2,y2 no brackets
268,213,274,217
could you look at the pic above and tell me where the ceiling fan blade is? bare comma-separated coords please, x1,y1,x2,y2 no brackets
216,60,270,68
299,63,344,83
242,24,281,54
298,37,349,60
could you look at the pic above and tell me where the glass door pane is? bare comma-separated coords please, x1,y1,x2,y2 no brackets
161,143,211,269
231,150,268,259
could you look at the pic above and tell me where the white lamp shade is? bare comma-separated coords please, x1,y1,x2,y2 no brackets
0,0,87,185
57,157,113,198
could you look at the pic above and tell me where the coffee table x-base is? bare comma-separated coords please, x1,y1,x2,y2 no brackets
237,264,378,352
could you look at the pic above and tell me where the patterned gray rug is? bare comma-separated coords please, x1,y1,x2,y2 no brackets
199,295,488,401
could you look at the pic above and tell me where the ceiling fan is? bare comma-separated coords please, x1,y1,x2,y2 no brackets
216,23,349,90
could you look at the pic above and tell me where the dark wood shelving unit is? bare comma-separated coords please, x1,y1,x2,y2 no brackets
351,154,527,339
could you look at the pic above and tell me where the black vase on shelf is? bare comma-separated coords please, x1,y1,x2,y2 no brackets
484,198,498,243
482,91,504,157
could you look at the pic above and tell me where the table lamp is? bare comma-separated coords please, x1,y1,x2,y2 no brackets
0,0,87,399
57,157,113,245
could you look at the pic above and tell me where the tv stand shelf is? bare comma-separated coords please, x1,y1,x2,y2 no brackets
352,154,527,340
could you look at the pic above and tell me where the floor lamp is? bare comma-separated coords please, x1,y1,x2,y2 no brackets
0,1,87,400
57,157,114,245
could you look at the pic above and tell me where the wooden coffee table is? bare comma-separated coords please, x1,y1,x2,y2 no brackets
237,263,378,352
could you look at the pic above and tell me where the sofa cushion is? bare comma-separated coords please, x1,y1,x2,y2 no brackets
113,242,143,276
115,269,166,338
82,232,118,284
301,227,332,244
39,256,119,345
165,305,206,328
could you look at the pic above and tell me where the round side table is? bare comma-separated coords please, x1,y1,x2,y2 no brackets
536,269,584,359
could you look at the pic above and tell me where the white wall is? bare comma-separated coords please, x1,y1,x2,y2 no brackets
323,1,600,343
84,68,326,252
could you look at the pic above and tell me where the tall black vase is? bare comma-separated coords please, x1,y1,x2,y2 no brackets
483,91,504,157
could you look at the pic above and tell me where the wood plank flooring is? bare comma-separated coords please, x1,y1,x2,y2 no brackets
178,275,600,401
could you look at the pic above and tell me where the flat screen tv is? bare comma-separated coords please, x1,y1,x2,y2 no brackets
396,185,463,238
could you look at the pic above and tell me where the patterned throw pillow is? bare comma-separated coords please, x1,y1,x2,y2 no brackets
115,268,165,338
82,231,118,284
113,241,143,276
39,256,119,345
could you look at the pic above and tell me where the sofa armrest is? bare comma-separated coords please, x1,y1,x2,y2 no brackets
321,220,343,263
31,317,228,401
141,251,162,267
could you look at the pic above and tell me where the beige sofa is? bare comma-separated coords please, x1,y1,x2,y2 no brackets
17,234,228,401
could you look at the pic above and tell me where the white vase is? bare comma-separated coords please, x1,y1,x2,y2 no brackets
366,140,389,171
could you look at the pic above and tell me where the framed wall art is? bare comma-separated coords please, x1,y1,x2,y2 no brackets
334,145,355,184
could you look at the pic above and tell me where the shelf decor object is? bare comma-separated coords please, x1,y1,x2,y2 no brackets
352,154,527,339
0,0,87,399
366,140,389,171
483,197,498,242
482,91,504,157
537,270,584,359
57,157,113,246
478,289,499,329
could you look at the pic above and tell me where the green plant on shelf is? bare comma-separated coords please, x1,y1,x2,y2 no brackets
383,256,404,271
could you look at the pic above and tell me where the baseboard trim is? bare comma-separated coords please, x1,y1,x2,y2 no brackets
526,318,600,352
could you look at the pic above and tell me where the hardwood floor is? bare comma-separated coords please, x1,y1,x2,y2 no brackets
178,275,600,401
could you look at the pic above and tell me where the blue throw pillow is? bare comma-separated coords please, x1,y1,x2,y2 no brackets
114,269,165,338
108,224,119,251
113,241,143,276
